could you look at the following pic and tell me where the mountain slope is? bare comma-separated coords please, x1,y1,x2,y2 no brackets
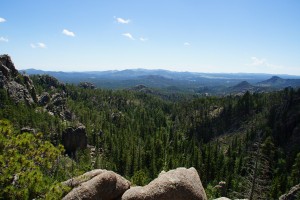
229,81,256,93
257,76,300,88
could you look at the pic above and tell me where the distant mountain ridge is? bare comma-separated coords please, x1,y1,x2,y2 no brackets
23,68,300,81
257,76,300,88
22,68,300,94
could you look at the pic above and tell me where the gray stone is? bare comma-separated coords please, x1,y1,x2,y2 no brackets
62,169,106,188
0,54,18,78
21,127,36,134
121,167,207,200
62,124,88,156
79,82,95,89
62,170,130,200
38,92,51,106
0,54,37,105
7,81,34,105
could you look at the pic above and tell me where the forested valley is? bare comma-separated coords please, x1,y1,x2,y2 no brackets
1,63,300,199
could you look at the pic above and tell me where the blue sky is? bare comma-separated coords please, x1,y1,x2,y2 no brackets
1,0,300,75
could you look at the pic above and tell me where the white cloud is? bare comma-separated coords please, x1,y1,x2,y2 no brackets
248,57,267,66
37,42,46,48
62,29,75,37
0,37,8,42
184,42,191,46
139,37,148,42
247,57,283,69
0,17,6,23
115,17,130,24
31,42,47,49
122,33,134,40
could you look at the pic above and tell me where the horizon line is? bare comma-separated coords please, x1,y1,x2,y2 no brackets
21,68,300,77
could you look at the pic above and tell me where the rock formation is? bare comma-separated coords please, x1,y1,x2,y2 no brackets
38,92,51,106
62,124,88,156
121,167,207,200
62,169,130,200
0,54,18,79
33,74,71,118
20,127,36,134
79,82,95,89
62,167,207,200
62,169,107,188
0,54,37,105
44,92,74,120
35,74,65,90
0,54,75,120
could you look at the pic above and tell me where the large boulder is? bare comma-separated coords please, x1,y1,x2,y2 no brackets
121,167,207,200
62,169,107,188
62,170,130,200
62,124,87,156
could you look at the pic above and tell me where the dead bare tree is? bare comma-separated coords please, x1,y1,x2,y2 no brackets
234,133,271,200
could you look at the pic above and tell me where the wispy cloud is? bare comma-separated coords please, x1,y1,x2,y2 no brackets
30,42,47,49
37,42,46,48
0,17,6,23
247,57,283,69
248,57,266,66
184,42,191,46
62,29,75,37
114,17,130,24
0,37,8,42
139,37,148,42
122,33,134,40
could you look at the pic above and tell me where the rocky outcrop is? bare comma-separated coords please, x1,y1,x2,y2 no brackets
62,169,130,200
44,92,74,120
21,127,36,134
79,82,95,89
23,74,37,102
35,74,65,90
279,184,300,200
0,54,37,105
63,169,107,188
62,167,207,200
0,54,18,79
0,54,75,119
6,81,35,104
122,167,207,200
62,124,88,156
38,92,51,106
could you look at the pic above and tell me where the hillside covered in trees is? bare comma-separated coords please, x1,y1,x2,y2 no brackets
1,55,300,199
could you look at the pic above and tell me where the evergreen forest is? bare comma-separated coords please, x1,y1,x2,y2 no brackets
1,73,300,199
